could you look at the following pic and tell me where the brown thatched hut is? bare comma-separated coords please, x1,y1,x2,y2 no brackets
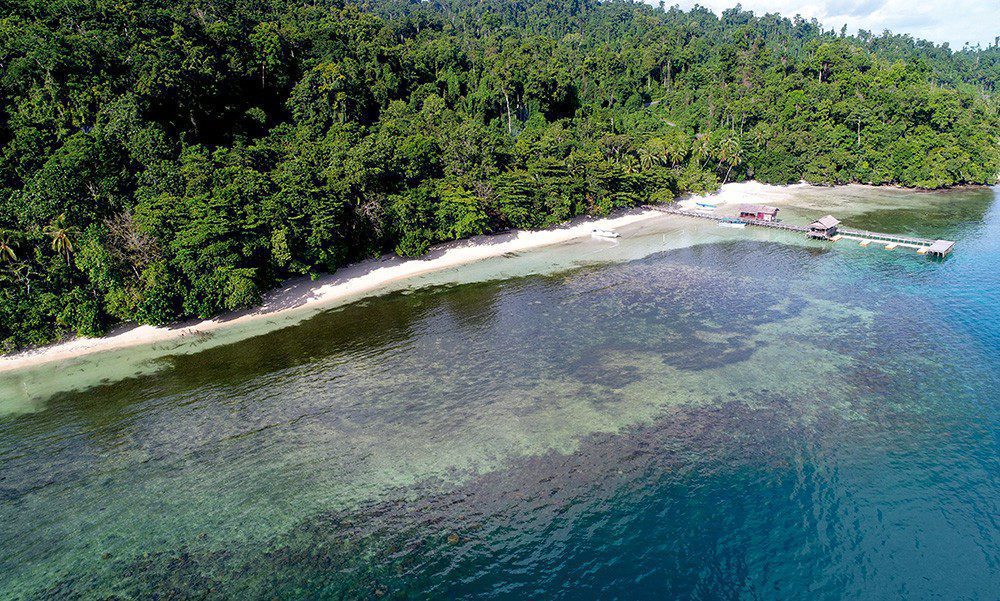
807,215,840,239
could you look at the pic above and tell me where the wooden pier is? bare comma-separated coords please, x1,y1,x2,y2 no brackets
643,204,955,257
644,206,807,232
836,227,936,248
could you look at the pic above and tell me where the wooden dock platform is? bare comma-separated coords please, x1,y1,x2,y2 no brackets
643,206,808,232
836,227,936,248
643,204,955,257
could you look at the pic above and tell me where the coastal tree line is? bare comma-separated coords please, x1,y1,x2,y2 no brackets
1,0,998,351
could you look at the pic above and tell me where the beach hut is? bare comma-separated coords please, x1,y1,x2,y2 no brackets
738,205,779,222
807,215,840,239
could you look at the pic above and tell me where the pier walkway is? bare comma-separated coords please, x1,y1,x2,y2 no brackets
835,228,935,248
643,205,808,231
642,204,954,256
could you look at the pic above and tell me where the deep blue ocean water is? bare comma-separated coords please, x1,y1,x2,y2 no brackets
0,187,997,599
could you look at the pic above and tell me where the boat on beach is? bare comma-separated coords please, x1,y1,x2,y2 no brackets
592,228,621,238
696,202,717,209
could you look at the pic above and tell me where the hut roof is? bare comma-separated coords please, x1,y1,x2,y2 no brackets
927,239,955,254
738,204,779,215
810,215,840,229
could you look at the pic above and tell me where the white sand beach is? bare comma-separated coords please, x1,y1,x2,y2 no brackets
0,207,663,373
676,180,811,211
0,181,824,374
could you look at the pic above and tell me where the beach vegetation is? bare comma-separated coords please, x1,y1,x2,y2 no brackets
0,0,997,350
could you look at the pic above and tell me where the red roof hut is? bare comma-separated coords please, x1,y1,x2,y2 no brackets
738,204,779,222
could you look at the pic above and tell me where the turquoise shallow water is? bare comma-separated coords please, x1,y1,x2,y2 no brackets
0,186,998,599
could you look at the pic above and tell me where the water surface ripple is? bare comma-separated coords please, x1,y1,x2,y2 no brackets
1,187,998,599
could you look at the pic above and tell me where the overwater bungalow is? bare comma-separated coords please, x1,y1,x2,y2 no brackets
807,215,840,239
738,204,779,222
925,239,955,257
740,205,778,221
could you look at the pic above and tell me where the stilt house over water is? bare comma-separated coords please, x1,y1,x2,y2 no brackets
644,204,955,258
807,215,840,240
926,239,955,257
738,205,779,222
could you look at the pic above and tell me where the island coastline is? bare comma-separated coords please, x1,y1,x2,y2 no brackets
0,180,985,374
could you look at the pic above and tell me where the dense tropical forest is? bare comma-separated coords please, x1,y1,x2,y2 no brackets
0,0,998,351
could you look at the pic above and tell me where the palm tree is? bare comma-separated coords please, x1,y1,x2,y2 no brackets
693,134,712,169
638,145,656,171
44,214,77,265
664,134,689,167
0,238,15,263
722,151,742,184
718,135,743,184
639,138,672,171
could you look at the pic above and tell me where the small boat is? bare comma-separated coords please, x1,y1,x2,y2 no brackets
718,218,746,229
592,228,621,238
696,202,717,209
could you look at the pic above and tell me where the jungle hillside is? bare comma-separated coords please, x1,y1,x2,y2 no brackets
1,0,998,351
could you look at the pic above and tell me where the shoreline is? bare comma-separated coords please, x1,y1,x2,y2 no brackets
3,179,977,374
0,206,676,374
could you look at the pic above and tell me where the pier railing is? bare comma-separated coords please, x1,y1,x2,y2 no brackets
642,204,951,254
835,227,935,247
641,205,807,232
